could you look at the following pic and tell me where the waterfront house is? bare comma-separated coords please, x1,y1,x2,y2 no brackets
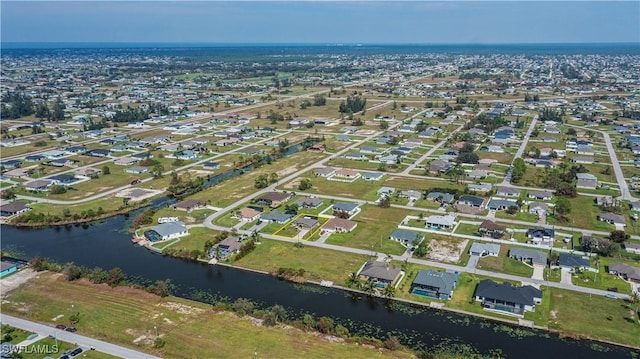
411,270,459,300
144,221,188,242
474,280,542,316
357,260,402,288
0,202,29,217
209,237,242,259
173,199,206,212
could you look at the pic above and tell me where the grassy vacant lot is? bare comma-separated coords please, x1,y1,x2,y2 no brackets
476,247,534,278
187,151,326,207
324,205,409,256
233,239,370,285
166,227,220,253
548,288,640,348
447,273,522,322
545,195,615,232
2,273,415,359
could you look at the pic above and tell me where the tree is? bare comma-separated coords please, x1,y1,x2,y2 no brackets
106,267,125,287
609,230,630,243
254,174,269,189
269,172,278,184
384,335,402,351
382,284,396,299
101,165,110,175
69,312,81,325
232,298,254,316
555,197,571,216
298,178,312,191
316,316,334,334
270,304,287,323
62,262,83,281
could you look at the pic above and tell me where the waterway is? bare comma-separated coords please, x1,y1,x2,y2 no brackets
2,217,637,358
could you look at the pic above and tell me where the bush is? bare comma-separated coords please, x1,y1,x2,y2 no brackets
232,298,255,316
384,335,401,351
153,337,165,349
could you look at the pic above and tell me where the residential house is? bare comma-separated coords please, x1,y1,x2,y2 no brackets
74,167,102,178
24,154,46,162
474,280,542,316
202,161,220,170
209,237,242,259
528,190,553,201
314,167,336,178
576,173,598,189
260,211,295,224
428,160,454,174
256,192,292,208
399,190,421,202
467,169,487,179
0,202,29,217
558,253,591,271
295,196,323,209
24,179,52,191
49,173,76,185
173,199,206,212
469,243,500,257
292,216,319,229
425,214,456,230
322,218,358,234
143,221,188,242
572,156,594,164
509,248,548,266
457,195,485,208
496,186,521,198
362,172,384,181
467,183,492,193
86,149,111,158
357,260,402,288
345,152,367,161
235,207,261,222
528,202,550,216
487,198,518,211
333,169,360,179
114,157,139,166
332,202,360,216
65,145,88,155
426,191,455,204
624,242,640,254
598,212,626,227
630,201,640,213
526,228,555,246
411,270,459,300
377,187,396,198
390,229,423,247
125,166,149,175
478,220,506,239
608,263,640,283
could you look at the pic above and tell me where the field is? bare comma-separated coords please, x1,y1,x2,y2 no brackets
548,288,640,348
233,239,370,285
476,246,534,278
1,272,415,359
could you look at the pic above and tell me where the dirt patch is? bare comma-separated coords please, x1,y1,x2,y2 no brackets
157,302,205,316
454,204,483,215
0,268,37,300
282,179,300,189
186,169,213,176
427,238,468,263
277,166,298,178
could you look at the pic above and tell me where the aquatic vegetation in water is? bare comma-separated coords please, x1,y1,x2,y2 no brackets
292,283,328,294
492,324,536,338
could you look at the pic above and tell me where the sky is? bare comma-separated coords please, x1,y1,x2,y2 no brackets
1,1,639,44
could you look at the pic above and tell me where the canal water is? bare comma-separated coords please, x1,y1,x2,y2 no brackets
1,217,637,358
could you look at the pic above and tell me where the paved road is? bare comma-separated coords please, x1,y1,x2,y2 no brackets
0,315,161,359
601,130,634,201
501,115,538,186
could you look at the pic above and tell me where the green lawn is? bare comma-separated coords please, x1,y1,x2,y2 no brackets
18,337,119,359
548,288,640,348
447,273,522,322
476,247,534,278
0,325,33,344
324,205,409,256
495,210,539,223
168,227,220,253
233,239,370,284
151,238,182,250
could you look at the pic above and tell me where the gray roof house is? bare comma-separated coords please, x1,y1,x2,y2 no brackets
260,211,295,224
528,190,553,201
332,202,360,216
144,221,188,242
425,214,456,229
358,261,402,287
210,236,242,259
608,263,640,283
496,186,521,197
411,270,459,300
467,183,493,193
509,248,548,266
469,243,500,257
458,195,485,208
487,198,518,211
526,228,555,245
426,191,455,204
390,229,424,246
528,202,550,216
295,196,323,209
474,280,542,316
24,179,53,191
558,253,591,270
362,172,384,181
598,212,626,226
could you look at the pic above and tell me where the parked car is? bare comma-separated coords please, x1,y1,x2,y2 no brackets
65,326,77,332
130,178,141,185
69,347,83,356
55,324,66,330
605,293,618,299
606,287,618,292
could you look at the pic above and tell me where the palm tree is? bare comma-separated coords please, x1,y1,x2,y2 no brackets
363,280,375,296
382,284,396,299
630,291,640,324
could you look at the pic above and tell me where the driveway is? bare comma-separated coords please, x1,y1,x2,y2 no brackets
560,269,573,285
467,254,480,269
532,264,545,281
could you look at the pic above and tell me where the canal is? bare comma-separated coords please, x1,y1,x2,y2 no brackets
1,216,637,358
